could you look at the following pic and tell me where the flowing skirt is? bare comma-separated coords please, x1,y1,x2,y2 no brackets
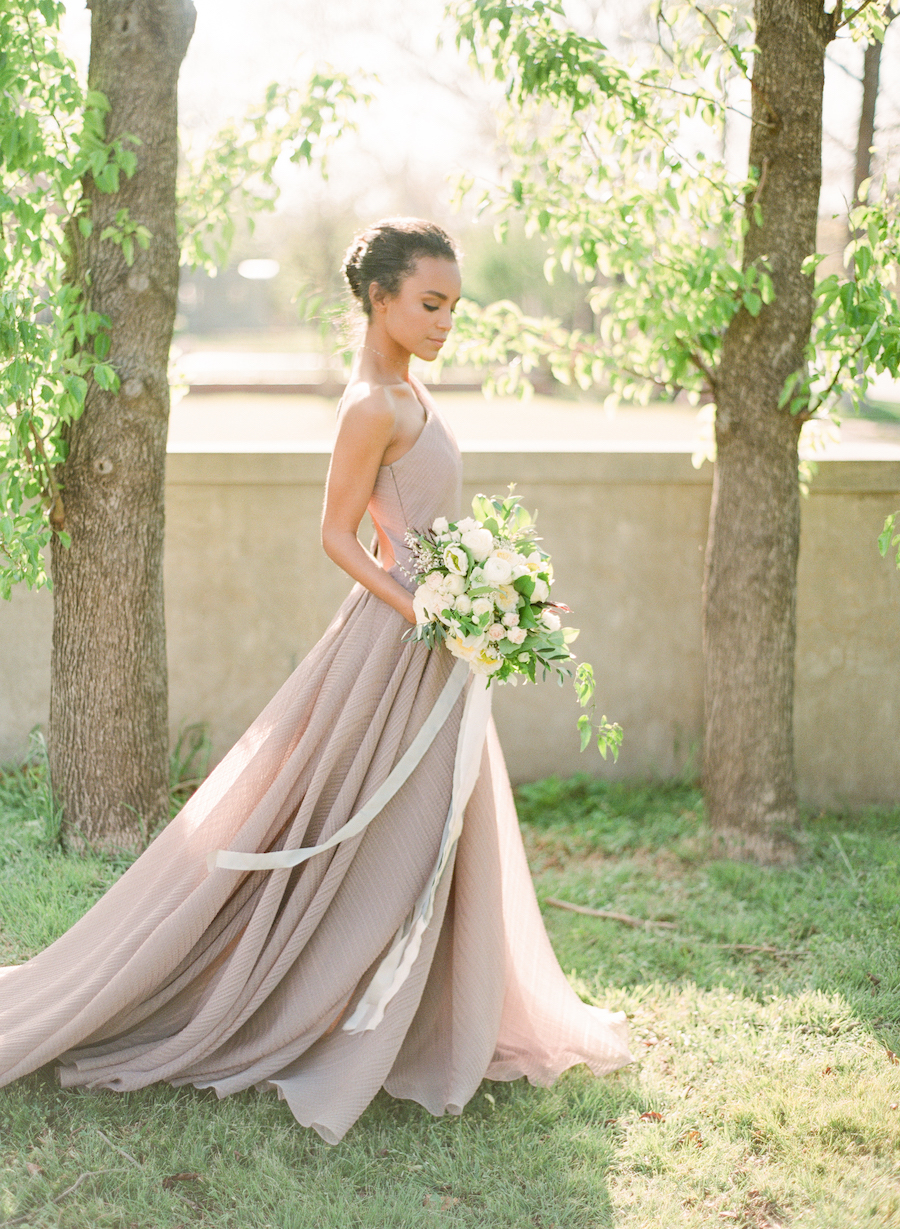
0,581,631,1143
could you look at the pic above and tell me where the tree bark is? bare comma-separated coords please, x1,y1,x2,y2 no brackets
703,0,835,861
50,0,196,847
853,31,889,207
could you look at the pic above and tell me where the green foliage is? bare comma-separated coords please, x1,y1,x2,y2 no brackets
878,511,900,568
447,0,900,426
179,72,366,274
3,773,900,1225
0,0,134,597
0,4,364,599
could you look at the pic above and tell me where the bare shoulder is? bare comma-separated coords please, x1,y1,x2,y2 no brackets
338,381,399,435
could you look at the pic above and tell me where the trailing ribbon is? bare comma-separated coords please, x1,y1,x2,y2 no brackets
342,670,493,1034
207,657,470,873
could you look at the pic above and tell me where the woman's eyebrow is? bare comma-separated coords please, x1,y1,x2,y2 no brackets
422,290,449,299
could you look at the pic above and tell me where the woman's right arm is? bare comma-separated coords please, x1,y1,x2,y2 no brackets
320,392,417,624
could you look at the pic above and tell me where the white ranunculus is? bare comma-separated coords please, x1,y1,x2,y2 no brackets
531,578,550,603
454,593,473,614
444,572,466,596
494,584,519,613
541,609,561,632
507,626,528,644
456,516,479,533
518,651,530,662
460,526,494,562
424,570,445,591
471,596,494,619
443,544,469,575
483,550,515,586
487,622,505,641
502,611,520,628
431,516,449,534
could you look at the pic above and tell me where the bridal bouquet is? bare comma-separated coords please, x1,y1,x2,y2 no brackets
405,489,622,757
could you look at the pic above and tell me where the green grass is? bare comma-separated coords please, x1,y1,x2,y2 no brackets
1,766,900,1228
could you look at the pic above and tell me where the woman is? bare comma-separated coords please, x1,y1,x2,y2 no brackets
0,218,631,1143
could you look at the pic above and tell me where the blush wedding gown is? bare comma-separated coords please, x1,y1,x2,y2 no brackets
0,383,631,1143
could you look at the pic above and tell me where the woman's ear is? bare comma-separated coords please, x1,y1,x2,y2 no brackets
369,281,387,313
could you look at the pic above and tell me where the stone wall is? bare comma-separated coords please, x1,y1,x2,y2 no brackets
1,449,898,807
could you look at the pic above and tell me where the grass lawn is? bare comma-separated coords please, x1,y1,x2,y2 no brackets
1,762,899,1229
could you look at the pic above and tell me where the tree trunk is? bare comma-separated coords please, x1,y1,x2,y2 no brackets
703,0,835,861
853,37,883,205
50,0,196,848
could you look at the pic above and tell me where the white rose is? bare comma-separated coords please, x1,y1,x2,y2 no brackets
483,550,515,586
455,593,473,615
518,651,530,662
460,526,494,562
507,626,527,644
494,585,519,613
443,544,469,575
471,597,494,619
443,572,466,596
425,570,445,591
541,609,561,632
502,612,519,628
431,516,449,534
487,622,505,641
456,516,479,533
531,578,550,603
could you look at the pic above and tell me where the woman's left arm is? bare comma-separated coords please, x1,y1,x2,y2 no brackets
320,393,416,624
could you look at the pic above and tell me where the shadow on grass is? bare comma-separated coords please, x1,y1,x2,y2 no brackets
3,769,900,1227
0,1060,651,1228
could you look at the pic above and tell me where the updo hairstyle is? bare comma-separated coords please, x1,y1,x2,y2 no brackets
342,218,459,317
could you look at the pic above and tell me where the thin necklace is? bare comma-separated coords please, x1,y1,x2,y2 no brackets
360,344,409,380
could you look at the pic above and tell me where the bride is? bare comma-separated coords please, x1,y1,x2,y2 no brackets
0,217,631,1144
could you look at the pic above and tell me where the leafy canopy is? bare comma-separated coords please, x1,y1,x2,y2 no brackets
0,0,363,598
446,0,900,433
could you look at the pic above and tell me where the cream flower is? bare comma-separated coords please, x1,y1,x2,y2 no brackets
443,544,469,575
471,596,494,619
502,611,520,628
531,578,550,603
443,572,466,596
424,570,445,591
540,609,561,632
454,593,473,615
456,516,479,533
431,516,449,534
493,585,519,613
460,526,494,562
446,630,488,662
483,549,518,586
470,645,504,676
487,622,506,641
507,626,527,645
413,585,449,625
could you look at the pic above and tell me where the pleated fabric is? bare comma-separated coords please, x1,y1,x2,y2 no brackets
0,385,631,1143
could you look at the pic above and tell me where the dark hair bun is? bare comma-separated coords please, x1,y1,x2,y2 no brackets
341,217,459,316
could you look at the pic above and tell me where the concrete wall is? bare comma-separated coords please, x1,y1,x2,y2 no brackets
1,450,898,807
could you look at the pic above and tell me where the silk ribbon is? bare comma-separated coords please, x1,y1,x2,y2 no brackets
207,657,470,873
